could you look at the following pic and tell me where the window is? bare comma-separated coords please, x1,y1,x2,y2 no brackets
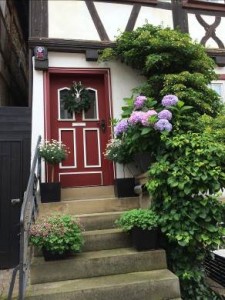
209,81,225,102
58,88,74,120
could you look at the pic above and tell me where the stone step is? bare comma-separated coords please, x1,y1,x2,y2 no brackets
34,228,130,257
34,228,131,257
78,211,123,230
31,248,167,284
26,269,181,300
61,185,115,201
39,197,139,216
83,228,131,251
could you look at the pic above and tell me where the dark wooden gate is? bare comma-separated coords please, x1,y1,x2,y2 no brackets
0,107,31,269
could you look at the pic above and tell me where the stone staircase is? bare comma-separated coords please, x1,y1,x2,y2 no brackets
26,186,181,300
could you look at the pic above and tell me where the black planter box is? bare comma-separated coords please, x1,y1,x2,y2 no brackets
114,178,136,198
132,227,158,251
42,248,70,261
205,250,225,287
40,182,61,203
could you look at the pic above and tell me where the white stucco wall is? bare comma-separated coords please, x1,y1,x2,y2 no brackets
48,1,174,41
32,53,145,179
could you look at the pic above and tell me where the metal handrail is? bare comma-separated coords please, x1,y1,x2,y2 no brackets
8,136,41,300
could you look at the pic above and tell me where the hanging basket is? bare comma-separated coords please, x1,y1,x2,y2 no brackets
63,81,92,114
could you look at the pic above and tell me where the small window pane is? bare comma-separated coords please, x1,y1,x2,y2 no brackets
84,89,98,120
209,83,223,97
59,89,73,120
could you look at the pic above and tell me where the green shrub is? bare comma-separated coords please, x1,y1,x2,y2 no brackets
101,24,225,299
29,214,84,254
115,209,159,232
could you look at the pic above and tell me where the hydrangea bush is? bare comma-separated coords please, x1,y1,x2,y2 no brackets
105,94,178,163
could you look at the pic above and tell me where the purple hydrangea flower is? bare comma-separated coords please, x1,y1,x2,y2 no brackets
154,119,172,132
128,111,145,125
141,110,158,126
134,95,147,109
161,95,178,107
114,119,128,136
158,109,172,120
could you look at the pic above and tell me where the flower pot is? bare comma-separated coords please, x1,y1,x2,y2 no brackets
131,227,158,251
133,152,152,173
40,182,61,203
42,248,70,261
114,178,136,198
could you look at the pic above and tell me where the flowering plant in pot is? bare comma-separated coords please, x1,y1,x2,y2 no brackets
39,139,69,202
29,214,84,260
105,95,178,174
115,208,159,250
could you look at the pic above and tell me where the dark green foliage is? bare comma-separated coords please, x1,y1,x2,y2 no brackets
100,24,225,299
147,133,225,299
115,208,159,232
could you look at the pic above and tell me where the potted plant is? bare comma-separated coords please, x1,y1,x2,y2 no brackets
104,138,136,197
115,208,159,250
29,214,84,261
39,139,69,202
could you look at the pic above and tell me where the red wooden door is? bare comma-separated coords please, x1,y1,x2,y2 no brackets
47,71,113,188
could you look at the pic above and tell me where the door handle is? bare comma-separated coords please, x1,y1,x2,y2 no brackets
11,198,21,205
98,119,106,133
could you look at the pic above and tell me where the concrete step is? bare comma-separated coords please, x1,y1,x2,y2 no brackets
39,197,139,216
78,211,123,230
31,248,167,284
83,228,131,251
26,269,180,300
34,228,131,257
34,228,130,257
61,185,115,201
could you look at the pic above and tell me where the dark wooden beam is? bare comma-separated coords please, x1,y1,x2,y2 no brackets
182,0,225,12
85,1,109,41
126,4,141,32
30,0,48,37
172,0,188,32
28,37,115,52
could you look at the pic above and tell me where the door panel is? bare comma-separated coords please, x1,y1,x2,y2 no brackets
48,71,113,187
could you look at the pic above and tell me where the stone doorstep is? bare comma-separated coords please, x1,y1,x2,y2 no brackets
39,197,139,216
26,269,181,300
61,185,115,201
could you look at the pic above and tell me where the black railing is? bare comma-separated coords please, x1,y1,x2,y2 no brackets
8,136,41,300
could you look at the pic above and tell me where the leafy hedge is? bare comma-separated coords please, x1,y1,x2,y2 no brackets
101,24,225,299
